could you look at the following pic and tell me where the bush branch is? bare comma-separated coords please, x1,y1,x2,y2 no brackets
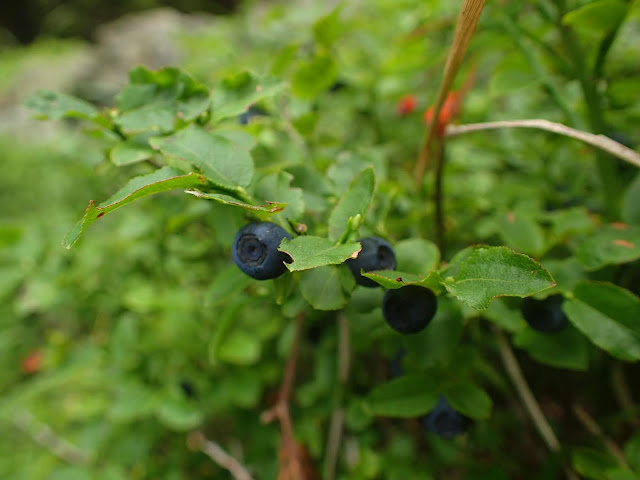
189,432,254,480
446,119,640,168
14,409,90,465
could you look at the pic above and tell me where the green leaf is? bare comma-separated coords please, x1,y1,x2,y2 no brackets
217,329,262,365
279,236,361,272
562,0,628,36
442,382,493,420
328,167,375,241
24,89,99,120
205,264,253,308
185,190,288,214
115,66,210,133
572,447,619,480
575,223,640,270
150,124,254,190
441,246,556,310
514,326,590,370
155,395,203,431
394,238,441,274
109,138,155,166
403,297,463,368
291,55,338,99
364,374,439,417
622,173,640,225
254,171,305,221
63,167,207,248
299,265,351,310
211,71,284,123
624,432,640,471
498,210,546,257
313,6,343,47
362,270,444,293
564,281,640,361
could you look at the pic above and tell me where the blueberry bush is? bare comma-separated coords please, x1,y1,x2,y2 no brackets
3,0,640,478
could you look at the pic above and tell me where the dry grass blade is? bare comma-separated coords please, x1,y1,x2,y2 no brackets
414,0,486,184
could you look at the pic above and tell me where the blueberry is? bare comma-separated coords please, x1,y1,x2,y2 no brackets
424,395,470,438
232,222,292,280
346,236,397,287
239,106,268,125
520,294,568,333
382,285,437,334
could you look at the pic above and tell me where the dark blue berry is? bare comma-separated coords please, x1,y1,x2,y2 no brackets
346,236,397,287
232,222,292,280
521,294,568,333
424,395,470,438
239,106,268,125
382,285,437,334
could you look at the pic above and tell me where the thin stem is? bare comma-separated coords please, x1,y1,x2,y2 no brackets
323,315,351,480
261,315,305,479
493,327,579,480
189,432,254,480
445,119,640,168
611,363,640,428
414,0,486,186
572,404,631,470
433,141,446,255
14,409,90,465
494,328,560,451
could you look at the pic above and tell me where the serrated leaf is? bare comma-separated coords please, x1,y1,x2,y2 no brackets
364,374,439,417
150,124,254,190
24,89,99,120
328,167,375,241
63,167,206,248
211,71,284,123
442,382,492,420
564,281,640,361
299,265,351,310
362,270,444,293
576,223,640,270
185,190,287,214
254,171,305,221
441,246,555,310
279,236,360,272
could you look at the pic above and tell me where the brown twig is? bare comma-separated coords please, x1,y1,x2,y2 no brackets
414,0,486,185
493,327,579,480
14,409,90,465
323,314,351,480
572,404,631,470
261,314,305,479
188,432,254,480
445,119,640,168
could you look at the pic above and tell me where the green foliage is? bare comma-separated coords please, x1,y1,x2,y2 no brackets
3,0,640,479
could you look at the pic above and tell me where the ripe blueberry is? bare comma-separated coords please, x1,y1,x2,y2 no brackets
520,294,568,333
382,285,437,334
346,236,397,287
232,222,292,280
424,395,470,438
